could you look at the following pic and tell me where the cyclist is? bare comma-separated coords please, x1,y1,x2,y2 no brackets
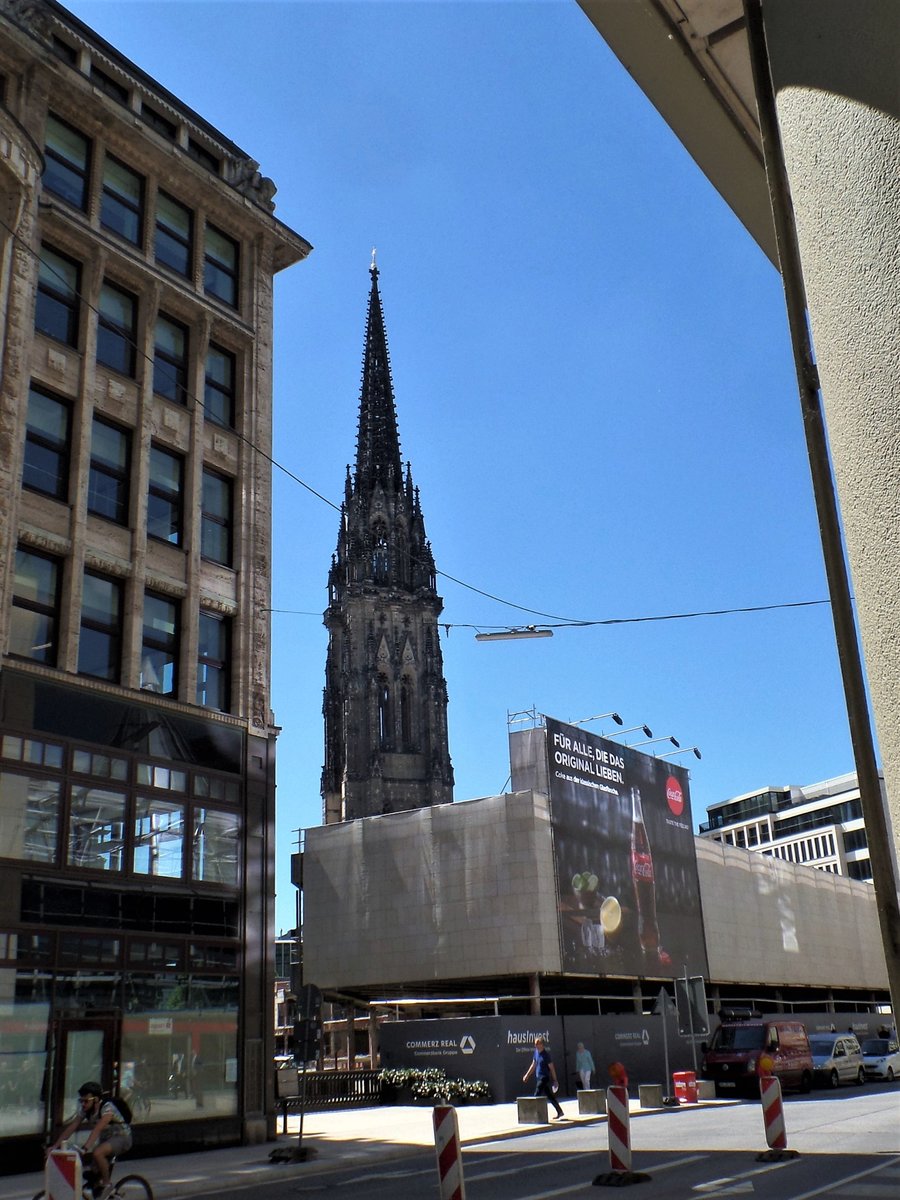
48,1081,132,1200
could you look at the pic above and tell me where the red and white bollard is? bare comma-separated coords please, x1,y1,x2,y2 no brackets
606,1084,632,1172
46,1149,82,1200
756,1075,798,1160
760,1075,786,1150
593,1086,651,1186
433,1104,466,1200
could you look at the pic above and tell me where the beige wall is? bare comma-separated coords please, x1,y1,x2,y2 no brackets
302,791,888,994
696,838,887,990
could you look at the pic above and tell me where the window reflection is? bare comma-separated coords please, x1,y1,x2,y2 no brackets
0,772,60,862
68,785,126,870
120,975,238,1124
133,797,184,878
193,808,239,885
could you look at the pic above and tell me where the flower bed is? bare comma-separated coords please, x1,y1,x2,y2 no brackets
378,1067,491,1105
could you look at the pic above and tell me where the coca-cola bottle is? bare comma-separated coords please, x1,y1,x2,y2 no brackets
630,787,660,956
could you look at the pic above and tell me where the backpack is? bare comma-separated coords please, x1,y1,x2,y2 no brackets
110,1093,133,1124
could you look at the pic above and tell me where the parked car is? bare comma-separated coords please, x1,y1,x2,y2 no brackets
860,1037,900,1082
701,1011,813,1096
808,1033,866,1087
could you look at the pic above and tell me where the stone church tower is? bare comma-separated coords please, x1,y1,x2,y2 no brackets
321,264,454,823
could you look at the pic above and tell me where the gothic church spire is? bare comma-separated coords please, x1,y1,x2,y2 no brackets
322,265,453,824
354,262,403,493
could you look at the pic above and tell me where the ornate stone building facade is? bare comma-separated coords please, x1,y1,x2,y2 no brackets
0,0,309,1164
321,264,453,823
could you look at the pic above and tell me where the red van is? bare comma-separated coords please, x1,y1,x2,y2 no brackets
701,1011,813,1097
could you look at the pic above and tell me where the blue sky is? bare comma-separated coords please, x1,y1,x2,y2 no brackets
69,0,856,934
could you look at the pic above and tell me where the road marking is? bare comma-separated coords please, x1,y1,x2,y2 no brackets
692,1157,801,1195
467,1150,593,1182
342,1167,432,1182
508,1154,707,1200
693,1184,754,1195
784,1155,900,1200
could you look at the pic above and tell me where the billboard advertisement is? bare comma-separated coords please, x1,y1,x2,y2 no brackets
545,716,708,980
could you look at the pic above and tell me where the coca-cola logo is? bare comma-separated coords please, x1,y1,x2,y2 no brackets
631,853,654,881
665,775,684,816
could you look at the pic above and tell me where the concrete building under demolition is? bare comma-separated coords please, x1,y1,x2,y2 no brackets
298,717,889,1088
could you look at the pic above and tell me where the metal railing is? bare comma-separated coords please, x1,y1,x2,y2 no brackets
277,1068,382,1110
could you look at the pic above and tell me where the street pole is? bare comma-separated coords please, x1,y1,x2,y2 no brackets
684,967,698,1076
658,987,672,1103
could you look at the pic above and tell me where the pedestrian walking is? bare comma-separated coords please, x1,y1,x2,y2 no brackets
523,1036,565,1119
575,1042,595,1090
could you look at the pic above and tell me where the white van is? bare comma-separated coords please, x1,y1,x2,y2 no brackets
808,1033,866,1088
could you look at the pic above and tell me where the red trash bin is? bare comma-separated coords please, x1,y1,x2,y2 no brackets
673,1071,698,1104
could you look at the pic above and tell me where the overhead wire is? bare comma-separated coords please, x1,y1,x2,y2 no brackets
9,210,831,634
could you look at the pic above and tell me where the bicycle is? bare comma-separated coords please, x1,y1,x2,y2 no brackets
34,1149,153,1200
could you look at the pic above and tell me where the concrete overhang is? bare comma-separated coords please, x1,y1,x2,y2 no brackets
577,0,778,267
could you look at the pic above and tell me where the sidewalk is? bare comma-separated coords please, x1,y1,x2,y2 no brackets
1,1097,619,1200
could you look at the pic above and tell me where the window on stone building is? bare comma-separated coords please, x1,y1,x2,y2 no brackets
23,384,70,501
142,105,177,141
200,470,233,566
51,37,78,66
153,314,189,404
10,548,61,665
192,773,239,804
400,679,414,750
147,444,184,545
197,612,230,711
187,138,220,174
97,281,137,376
372,523,389,583
378,677,391,750
43,113,90,209
193,807,239,884
88,418,131,525
0,771,62,864
36,244,80,346
204,344,236,427
204,223,238,307
133,796,185,878
89,65,129,106
67,785,126,871
155,190,193,276
141,592,179,696
78,571,122,682
101,156,144,245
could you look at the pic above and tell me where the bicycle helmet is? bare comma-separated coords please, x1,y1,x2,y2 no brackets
78,1081,103,1098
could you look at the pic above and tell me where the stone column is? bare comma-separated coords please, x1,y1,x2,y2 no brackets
764,0,900,883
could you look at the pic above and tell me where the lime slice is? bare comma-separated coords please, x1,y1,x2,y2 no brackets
600,895,622,933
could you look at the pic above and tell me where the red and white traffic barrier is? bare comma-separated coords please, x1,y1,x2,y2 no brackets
46,1149,82,1200
760,1075,786,1150
433,1104,466,1200
606,1085,632,1172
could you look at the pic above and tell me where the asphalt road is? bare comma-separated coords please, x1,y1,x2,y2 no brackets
177,1087,900,1200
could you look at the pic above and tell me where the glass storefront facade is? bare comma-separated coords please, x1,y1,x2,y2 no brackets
0,963,239,1135
0,673,254,1165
